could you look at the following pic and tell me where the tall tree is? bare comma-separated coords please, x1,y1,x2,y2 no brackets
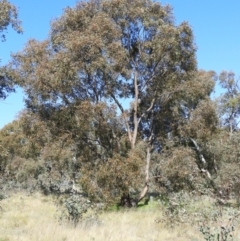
218,71,240,133
0,0,22,99
9,0,215,203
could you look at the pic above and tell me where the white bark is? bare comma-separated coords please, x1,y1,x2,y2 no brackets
138,145,151,203
132,70,139,149
190,138,211,179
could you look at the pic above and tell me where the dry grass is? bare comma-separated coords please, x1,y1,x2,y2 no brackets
0,192,239,241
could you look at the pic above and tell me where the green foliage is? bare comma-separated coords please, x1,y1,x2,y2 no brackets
162,191,190,226
218,71,240,132
58,194,94,226
0,0,22,40
1,5,240,240
152,145,209,194
0,0,22,99
199,212,240,241
154,191,240,240
2,0,236,209
199,225,233,241
80,146,144,204
202,131,240,200
0,192,7,201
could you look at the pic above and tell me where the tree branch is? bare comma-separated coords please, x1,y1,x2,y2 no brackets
110,94,132,143
138,96,155,125
190,138,211,179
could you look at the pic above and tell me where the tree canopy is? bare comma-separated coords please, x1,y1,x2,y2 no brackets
0,0,22,99
2,0,239,205
7,0,219,203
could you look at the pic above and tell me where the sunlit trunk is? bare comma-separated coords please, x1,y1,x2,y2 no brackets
138,145,151,203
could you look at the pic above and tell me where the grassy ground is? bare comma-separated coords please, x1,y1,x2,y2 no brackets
0,192,239,241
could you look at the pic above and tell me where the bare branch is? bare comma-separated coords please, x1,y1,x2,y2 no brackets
138,96,155,125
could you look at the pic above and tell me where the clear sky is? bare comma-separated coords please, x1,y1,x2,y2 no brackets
0,0,239,129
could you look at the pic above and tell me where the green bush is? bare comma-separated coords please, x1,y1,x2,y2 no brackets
59,194,91,226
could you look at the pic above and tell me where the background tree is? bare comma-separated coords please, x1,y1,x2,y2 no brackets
0,0,22,99
151,70,219,195
217,71,240,133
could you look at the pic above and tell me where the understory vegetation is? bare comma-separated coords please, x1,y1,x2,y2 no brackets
0,192,239,241
0,0,240,240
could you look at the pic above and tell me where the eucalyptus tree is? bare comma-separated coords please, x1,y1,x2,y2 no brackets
9,0,215,203
0,0,22,99
0,0,22,41
218,71,240,133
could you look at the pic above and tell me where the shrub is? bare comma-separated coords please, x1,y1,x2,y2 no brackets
58,194,91,226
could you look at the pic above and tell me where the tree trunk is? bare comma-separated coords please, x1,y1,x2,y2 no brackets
138,145,151,203
190,138,212,179
120,194,137,207
114,70,155,207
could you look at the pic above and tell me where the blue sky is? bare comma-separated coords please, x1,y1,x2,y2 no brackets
0,0,239,129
